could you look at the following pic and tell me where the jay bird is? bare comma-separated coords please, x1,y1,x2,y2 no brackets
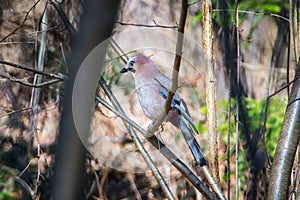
120,55,207,166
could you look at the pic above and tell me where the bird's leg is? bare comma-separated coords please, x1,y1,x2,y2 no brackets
146,119,166,138
159,123,165,132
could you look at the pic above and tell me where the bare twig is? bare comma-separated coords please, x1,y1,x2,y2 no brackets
261,75,300,140
17,160,33,179
289,0,298,65
0,60,66,80
115,20,178,29
269,75,300,99
235,1,240,199
287,25,291,98
85,180,96,199
109,39,129,63
1,165,35,197
23,23,66,36
127,173,142,200
0,0,41,42
16,176,35,197
213,9,290,22
60,43,68,73
0,41,35,45
0,73,61,87
287,0,294,98
0,107,31,118
48,0,77,36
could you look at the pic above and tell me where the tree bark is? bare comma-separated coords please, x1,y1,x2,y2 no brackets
203,0,220,184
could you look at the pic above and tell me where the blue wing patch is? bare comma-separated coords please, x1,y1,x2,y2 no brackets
159,90,180,106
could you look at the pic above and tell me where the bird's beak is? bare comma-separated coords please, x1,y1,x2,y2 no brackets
120,67,136,73
120,67,128,73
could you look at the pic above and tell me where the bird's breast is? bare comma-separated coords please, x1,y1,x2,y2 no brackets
136,83,165,121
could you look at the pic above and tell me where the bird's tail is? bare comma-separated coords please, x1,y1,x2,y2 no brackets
179,117,207,166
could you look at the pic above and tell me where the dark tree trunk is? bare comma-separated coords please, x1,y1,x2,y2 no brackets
52,1,120,200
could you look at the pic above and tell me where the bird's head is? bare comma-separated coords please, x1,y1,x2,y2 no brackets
120,55,156,75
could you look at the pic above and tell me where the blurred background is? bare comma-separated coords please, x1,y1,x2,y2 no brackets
0,0,293,199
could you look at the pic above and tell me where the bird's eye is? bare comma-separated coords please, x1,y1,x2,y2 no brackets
129,60,135,67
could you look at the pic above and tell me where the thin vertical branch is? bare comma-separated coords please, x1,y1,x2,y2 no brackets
49,0,77,36
290,0,298,65
288,0,295,98
27,2,48,197
287,28,291,98
235,1,240,199
28,1,48,150
203,0,219,184
298,0,300,61
227,58,232,200
148,0,188,134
